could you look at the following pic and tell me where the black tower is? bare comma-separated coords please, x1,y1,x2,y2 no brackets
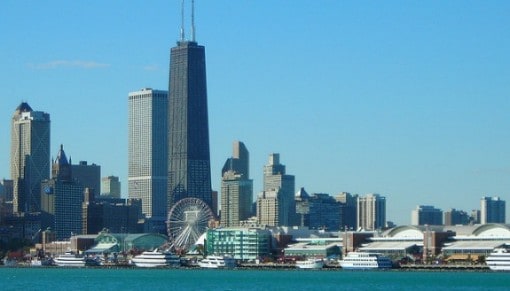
167,1,212,211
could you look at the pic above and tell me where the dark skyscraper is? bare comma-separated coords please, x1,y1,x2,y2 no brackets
167,2,212,211
41,145,84,240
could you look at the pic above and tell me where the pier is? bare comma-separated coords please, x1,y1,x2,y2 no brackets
399,264,489,271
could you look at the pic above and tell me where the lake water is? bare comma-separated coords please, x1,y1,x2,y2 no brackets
2,267,509,290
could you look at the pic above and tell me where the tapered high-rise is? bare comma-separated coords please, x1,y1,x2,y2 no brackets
167,40,212,211
221,141,253,227
261,153,296,226
11,102,50,213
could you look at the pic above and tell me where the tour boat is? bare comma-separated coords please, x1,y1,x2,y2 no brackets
295,258,325,269
131,249,181,268
339,252,393,270
486,248,510,271
198,255,236,268
54,252,86,267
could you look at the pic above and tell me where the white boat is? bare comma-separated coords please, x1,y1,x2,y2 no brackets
198,255,236,268
295,258,324,269
54,252,86,267
131,249,181,268
486,248,510,271
339,252,393,270
30,258,43,267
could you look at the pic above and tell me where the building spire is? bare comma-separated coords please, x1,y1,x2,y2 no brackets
178,0,197,42
191,0,196,42
180,0,185,41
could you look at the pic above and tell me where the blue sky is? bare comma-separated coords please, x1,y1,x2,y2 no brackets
1,1,509,225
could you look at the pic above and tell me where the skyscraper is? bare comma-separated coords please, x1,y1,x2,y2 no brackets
101,176,121,198
220,141,253,227
41,145,84,240
480,196,506,224
335,192,358,230
72,161,100,197
295,187,311,227
444,208,470,226
307,193,342,231
411,205,443,226
256,189,280,227
167,3,212,210
263,153,296,226
357,193,386,230
222,141,249,178
10,102,50,213
128,88,168,221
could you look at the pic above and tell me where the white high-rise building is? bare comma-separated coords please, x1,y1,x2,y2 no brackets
357,193,386,230
128,88,168,220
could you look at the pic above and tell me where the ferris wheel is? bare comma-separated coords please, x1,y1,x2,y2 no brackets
166,197,215,251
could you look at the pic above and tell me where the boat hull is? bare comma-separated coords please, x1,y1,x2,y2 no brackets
54,260,86,267
339,252,393,270
198,256,236,268
296,259,324,269
486,248,510,271
131,251,181,268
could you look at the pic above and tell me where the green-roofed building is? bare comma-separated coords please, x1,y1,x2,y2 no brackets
85,232,168,255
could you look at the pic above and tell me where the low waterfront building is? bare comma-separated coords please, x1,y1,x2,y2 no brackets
441,223,510,260
350,223,510,263
356,225,448,260
284,238,341,259
84,232,168,255
39,234,97,255
205,228,271,261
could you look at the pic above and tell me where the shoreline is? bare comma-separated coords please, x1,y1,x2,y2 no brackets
0,263,494,272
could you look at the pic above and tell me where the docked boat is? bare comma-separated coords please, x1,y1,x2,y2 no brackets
30,258,44,267
295,258,325,269
54,252,86,267
2,258,18,267
198,255,236,268
131,249,181,268
85,256,102,266
339,252,393,270
486,248,510,271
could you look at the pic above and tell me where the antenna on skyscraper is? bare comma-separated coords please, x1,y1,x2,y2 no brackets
180,0,186,41
191,0,196,42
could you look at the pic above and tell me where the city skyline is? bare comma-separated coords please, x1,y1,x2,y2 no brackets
1,1,510,224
